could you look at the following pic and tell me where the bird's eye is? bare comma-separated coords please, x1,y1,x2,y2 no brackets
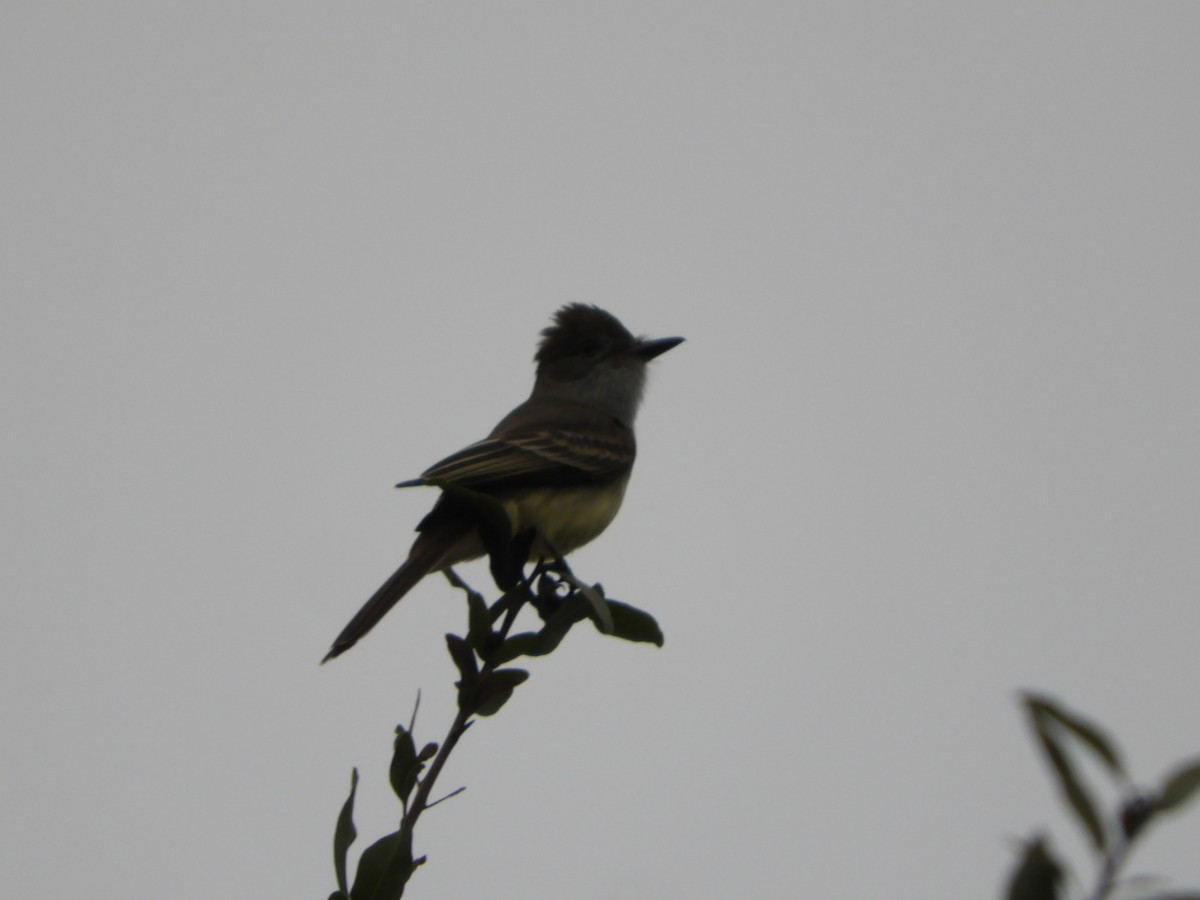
578,338,603,358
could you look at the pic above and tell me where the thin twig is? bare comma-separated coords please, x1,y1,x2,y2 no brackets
443,567,478,597
404,709,471,830
408,690,421,733
401,575,530,832
423,786,467,811
1086,836,1127,900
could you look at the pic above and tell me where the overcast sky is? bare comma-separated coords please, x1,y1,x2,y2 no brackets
4,4,1199,898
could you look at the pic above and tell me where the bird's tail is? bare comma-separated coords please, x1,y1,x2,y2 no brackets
321,535,447,663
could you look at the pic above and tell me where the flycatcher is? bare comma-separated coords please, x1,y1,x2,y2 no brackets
323,304,683,662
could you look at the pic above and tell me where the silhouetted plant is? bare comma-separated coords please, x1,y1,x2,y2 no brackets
327,491,663,900
1006,692,1200,900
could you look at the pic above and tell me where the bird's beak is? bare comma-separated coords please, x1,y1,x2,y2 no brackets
633,335,685,361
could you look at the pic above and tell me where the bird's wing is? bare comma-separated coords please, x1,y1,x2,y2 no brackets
397,418,635,491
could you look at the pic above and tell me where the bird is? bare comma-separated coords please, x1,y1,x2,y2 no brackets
323,304,683,662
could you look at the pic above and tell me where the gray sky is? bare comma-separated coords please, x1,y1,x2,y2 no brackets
4,4,1199,898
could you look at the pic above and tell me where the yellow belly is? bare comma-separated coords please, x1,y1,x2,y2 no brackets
500,474,630,558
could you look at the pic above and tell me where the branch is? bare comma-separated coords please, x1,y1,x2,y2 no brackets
328,547,664,899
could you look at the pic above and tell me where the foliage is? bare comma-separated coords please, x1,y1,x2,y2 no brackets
326,518,663,900
1006,693,1200,900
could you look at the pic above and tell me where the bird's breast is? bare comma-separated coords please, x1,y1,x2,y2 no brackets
500,474,631,558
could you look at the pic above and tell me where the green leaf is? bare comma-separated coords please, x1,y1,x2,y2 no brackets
1120,793,1156,841
333,768,359,896
1005,834,1064,900
473,668,530,717
539,591,590,636
466,590,492,651
1023,693,1126,780
488,631,542,665
488,599,590,664
1024,699,1107,852
578,583,613,634
1158,758,1200,815
487,668,530,688
445,634,478,685
604,600,664,647
350,822,417,900
389,725,420,807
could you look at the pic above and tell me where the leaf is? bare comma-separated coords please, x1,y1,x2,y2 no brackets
604,600,664,647
1120,793,1156,841
486,668,530,688
489,600,589,664
466,590,492,651
473,668,530,717
1158,758,1200,815
445,634,478,685
1024,698,1107,852
349,823,417,900
1023,692,1126,780
1005,834,1064,900
389,725,420,807
578,583,614,634
333,768,359,896
1037,727,1107,852
539,591,591,637
488,631,542,665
